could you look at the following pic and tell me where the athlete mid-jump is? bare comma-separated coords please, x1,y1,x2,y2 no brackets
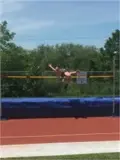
48,64,77,88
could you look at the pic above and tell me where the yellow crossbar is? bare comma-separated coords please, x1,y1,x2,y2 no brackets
4,75,113,79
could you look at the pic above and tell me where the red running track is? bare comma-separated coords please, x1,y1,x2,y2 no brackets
0,117,120,145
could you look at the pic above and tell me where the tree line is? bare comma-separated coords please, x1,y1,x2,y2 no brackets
0,21,119,97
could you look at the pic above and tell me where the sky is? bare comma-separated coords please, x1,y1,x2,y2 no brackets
0,0,119,49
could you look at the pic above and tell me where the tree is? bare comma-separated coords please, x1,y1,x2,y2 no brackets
100,29,120,70
1,20,119,97
0,21,15,51
0,21,30,97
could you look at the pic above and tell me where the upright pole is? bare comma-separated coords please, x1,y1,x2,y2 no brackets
112,52,116,116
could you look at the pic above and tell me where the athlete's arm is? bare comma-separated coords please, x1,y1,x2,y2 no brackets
48,64,56,72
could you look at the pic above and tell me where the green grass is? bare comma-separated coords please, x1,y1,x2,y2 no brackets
1,152,120,160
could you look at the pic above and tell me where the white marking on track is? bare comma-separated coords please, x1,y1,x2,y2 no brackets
1,132,119,139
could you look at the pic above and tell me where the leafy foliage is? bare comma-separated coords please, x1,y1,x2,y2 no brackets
0,21,119,97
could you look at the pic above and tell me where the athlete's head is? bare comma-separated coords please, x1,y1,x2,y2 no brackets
61,68,66,72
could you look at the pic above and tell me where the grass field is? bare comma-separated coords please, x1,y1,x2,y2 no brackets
1,152,120,160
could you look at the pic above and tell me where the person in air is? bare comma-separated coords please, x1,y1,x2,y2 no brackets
48,64,77,89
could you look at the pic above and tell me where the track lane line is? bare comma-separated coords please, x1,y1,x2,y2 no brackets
1,132,119,139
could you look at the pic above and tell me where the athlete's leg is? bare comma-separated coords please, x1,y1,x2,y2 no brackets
70,71,77,75
60,76,69,89
64,83,68,89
